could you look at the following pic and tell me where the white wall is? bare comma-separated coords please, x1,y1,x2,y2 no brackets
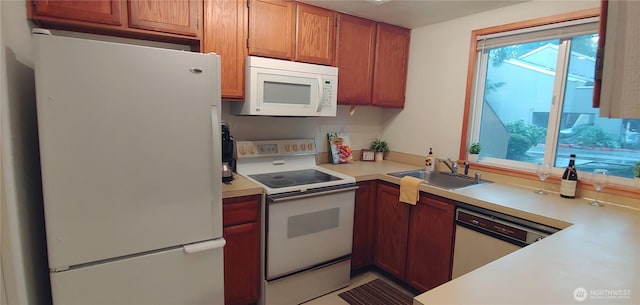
1,3,5,303
381,0,600,159
1,0,51,304
1,2,6,302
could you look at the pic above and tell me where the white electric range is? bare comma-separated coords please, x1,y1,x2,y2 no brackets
235,139,356,305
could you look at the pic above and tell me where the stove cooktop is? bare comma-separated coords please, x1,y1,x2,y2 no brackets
249,169,343,189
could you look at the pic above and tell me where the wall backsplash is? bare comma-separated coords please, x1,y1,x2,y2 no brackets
221,103,387,154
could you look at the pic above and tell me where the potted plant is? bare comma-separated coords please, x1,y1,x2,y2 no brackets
370,139,389,162
468,142,481,162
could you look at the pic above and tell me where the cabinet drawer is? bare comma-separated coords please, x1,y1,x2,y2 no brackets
223,195,260,227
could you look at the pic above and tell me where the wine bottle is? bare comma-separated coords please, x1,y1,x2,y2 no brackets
560,154,578,198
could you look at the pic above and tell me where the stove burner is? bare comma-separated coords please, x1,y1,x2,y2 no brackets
268,179,295,187
249,169,342,189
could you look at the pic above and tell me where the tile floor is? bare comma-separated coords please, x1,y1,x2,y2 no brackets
301,271,414,305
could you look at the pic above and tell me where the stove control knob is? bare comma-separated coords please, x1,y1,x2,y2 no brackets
248,146,256,155
239,146,246,155
292,144,298,152
307,143,314,151
285,144,291,152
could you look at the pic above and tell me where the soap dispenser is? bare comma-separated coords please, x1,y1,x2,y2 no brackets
425,148,435,172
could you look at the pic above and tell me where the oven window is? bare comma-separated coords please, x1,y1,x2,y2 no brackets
287,208,339,239
264,81,311,105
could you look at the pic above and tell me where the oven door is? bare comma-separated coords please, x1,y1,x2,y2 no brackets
265,184,356,280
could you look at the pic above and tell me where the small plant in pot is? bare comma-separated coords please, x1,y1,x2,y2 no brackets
468,142,481,162
370,139,389,162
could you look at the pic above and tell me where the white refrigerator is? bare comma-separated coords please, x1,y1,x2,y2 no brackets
33,30,225,304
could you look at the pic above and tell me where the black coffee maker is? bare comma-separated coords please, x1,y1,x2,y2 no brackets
221,121,235,182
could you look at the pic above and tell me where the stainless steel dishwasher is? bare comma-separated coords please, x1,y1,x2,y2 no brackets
452,204,559,279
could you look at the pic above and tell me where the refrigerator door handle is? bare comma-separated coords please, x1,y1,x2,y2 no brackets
183,238,226,254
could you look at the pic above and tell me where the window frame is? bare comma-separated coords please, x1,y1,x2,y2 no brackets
459,7,640,194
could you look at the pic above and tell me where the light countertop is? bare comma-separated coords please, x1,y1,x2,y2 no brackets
221,174,263,199
320,160,639,305
222,160,639,304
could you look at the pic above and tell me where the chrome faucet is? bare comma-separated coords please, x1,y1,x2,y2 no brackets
439,158,458,175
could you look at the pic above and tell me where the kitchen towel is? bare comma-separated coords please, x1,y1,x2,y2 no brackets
399,176,422,205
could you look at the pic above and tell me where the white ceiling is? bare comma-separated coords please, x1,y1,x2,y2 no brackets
299,0,529,29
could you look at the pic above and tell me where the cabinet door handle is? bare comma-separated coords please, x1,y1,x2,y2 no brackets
315,76,323,112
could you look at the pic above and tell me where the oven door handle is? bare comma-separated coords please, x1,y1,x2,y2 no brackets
269,185,358,203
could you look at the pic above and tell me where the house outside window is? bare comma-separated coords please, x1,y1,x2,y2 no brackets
466,13,639,185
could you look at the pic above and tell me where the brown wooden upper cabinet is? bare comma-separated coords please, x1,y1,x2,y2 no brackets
204,0,247,99
248,0,336,65
336,16,410,107
27,0,203,43
248,0,295,60
128,0,201,37
372,23,410,108
29,0,124,25
294,3,336,65
336,14,376,105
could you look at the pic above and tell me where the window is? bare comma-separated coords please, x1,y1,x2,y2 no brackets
465,12,640,185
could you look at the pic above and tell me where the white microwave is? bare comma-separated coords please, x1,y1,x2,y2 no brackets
232,56,338,117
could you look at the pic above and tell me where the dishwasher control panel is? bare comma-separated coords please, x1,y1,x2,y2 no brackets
456,208,558,246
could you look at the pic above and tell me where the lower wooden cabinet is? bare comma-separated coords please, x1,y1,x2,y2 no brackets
373,182,410,278
405,193,455,291
371,182,455,292
223,195,261,305
351,181,377,271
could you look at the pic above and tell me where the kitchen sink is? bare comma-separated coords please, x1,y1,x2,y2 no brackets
387,170,491,190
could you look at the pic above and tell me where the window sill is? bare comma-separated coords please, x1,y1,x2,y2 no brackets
466,160,640,201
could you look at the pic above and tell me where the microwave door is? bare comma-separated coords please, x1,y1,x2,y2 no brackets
255,72,319,116
236,56,339,117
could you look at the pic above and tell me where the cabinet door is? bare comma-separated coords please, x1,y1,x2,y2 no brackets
248,0,295,60
372,23,410,108
128,0,202,37
351,181,377,271
595,0,640,118
30,0,123,25
223,195,261,305
223,222,260,305
405,193,455,292
295,3,336,65
373,183,410,279
336,14,376,105
204,0,247,99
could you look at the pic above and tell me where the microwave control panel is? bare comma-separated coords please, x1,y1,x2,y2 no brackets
236,139,317,158
322,80,334,108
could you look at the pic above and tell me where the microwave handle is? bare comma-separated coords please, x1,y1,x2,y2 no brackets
315,76,323,113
